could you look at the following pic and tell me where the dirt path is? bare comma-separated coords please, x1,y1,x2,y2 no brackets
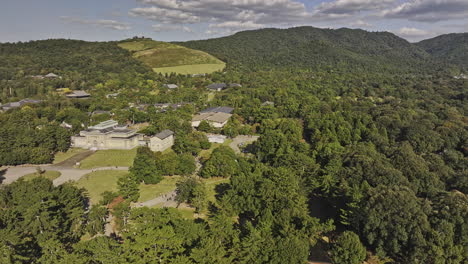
229,135,260,154
53,150,95,168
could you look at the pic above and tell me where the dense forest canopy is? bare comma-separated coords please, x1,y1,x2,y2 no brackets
0,39,155,102
177,26,452,73
417,33,468,70
0,27,467,264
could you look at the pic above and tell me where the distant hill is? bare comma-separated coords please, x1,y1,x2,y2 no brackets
118,38,225,75
416,33,468,70
178,26,443,73
0,39,151,82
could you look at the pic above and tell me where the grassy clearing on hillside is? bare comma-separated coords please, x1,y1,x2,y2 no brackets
53,148,87,164
118,39,168,51
79,149,137,169
118,39,225,74
154,63,225,75
139,176,180,202
136,47,223,67
22,171,61,182
75,170,128,205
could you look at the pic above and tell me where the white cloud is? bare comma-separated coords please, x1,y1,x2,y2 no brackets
209,21,265,30
350,19,373,28
382,0,468,22
130,0,310,28
152,24,193,33
316,0,396,15
393,27,437,41
61,16,131,30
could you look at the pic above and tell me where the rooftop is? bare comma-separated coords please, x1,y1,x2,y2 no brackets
89,120,118,130
66,90,91,98
207,83,227,90
200,106,234,114
155,129,175,140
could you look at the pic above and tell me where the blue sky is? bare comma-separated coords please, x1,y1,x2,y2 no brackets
1,0,468,43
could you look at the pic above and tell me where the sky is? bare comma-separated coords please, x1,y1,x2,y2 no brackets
1,0,468,43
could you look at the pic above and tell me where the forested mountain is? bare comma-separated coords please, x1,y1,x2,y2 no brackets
0,39,160,101
0,39,151,81
178,26,442,73
416,33,468,69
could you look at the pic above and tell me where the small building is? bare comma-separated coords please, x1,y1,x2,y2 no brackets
229,83,242,88
163,84,178,89
106,93,120,99
66,90,91,99
207,83,227,92
207,134,227,144
192,107,233,128
60,121,73,129
0,99,42,111
92,110,113,116
261,101,275,107
45,73,61,79
149,130,175,152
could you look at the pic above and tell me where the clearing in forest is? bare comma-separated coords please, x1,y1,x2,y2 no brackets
118,38,225,75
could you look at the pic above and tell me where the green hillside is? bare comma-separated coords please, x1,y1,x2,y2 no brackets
178,26,441,73
416,33,468,70
118,38,225,75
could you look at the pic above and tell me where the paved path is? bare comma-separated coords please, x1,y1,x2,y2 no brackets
134,190,177,208
229,135,260,154
1,165,129,185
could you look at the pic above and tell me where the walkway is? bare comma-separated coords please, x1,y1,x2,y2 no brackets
133,190,177,208
1,166,129,186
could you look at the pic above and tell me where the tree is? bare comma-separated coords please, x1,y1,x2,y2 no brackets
198,120,212,133
175,177,207,212
355,185,431,262
200,146,239,178
117,174,140,202
330,231,367,264
176,153,196,176
86,205,107,236
130,146,163,184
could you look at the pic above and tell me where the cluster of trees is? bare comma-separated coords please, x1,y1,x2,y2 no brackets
128,146,197,185
0,106,71,165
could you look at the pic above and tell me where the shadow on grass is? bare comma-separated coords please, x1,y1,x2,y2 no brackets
0,168,6,184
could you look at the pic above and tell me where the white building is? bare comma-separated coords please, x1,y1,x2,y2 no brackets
192,107,234,128
149,130,175,152
71,120,175,151
207,134,227,144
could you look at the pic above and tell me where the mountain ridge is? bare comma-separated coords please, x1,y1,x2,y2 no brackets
177,26,456,73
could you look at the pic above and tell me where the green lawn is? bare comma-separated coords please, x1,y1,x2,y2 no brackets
204,177,230,203
79,149,137,169
22,171,61,182
138,176,180,202
199,139,233,160
207,92,215,102
53,148,87,164
119,39,225,75
75,170,129,205
153,63,225,75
